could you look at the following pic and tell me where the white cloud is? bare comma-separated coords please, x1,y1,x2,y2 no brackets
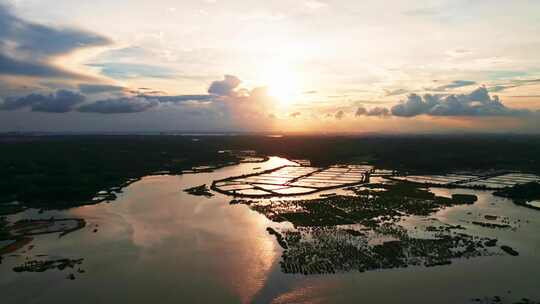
305,1,327,10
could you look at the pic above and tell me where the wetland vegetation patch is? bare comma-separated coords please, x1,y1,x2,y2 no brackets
273,225,493,274
0,218,86,257
232,182,509,275
494,182,540,210
13,258,84,274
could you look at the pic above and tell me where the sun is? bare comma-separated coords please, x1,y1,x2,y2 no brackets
263,66,301,107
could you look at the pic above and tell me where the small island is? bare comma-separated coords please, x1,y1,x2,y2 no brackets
184,184,214,197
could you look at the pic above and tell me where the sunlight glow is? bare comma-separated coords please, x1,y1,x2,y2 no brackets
264,65,302,107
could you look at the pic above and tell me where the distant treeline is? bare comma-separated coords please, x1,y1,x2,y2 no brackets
1,134,540,210
0,135,238,209
221,134,540,173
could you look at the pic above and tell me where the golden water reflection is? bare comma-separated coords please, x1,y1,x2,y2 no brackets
71,157,293,303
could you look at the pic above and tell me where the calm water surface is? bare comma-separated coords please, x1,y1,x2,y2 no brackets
1,157,539,303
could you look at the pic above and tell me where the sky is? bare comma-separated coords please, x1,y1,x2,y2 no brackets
0,0,539,133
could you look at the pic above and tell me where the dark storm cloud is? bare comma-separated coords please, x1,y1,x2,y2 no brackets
0,90,85,113
208,75,241,96
31,91,86,113
78,84,126,94
9,75,272,115
0,54,82,78
146,95,212,102
0,75,242,115
431,80,477,91
77,94,213,114
0,88,214,114
0,4,110,58
78,97,159,114
391,87,530,117
0,3,110,78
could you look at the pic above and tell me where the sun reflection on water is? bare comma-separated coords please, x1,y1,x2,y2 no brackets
71,159,293,303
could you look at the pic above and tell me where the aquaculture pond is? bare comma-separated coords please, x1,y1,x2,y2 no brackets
1,157,540,304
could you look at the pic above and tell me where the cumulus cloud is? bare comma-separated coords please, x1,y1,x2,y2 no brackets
208,75,241,96
390,94,429,117
0,90,85,112
355,106,390,117
208,75,280,124
366,107,390,117
391,87,530,117
0,3,110,78
355,106,367,116
335,110,345,120
0,73,275,122
0,75,265,116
